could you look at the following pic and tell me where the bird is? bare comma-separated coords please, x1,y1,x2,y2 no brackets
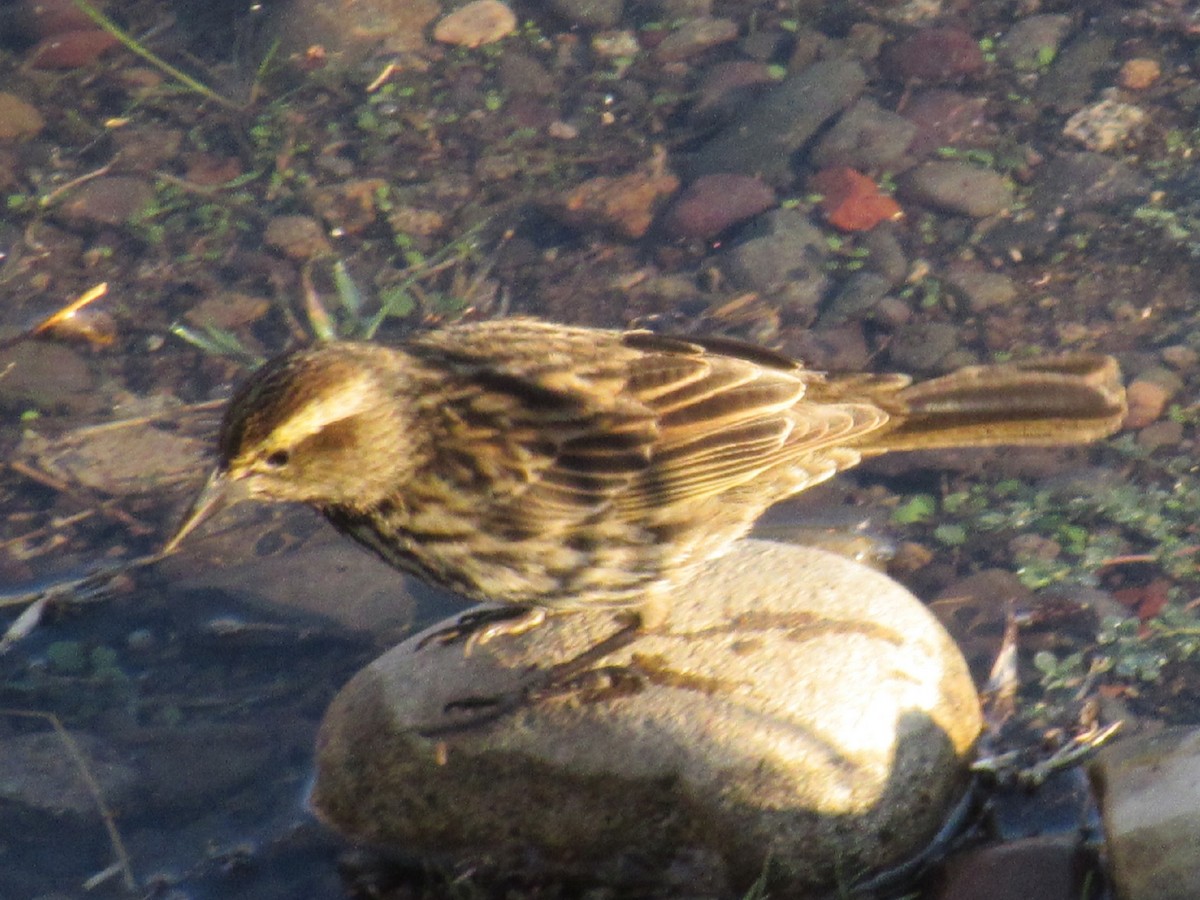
164,318,1127,646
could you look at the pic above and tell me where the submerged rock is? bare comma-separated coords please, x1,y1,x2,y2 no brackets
312,540,981,895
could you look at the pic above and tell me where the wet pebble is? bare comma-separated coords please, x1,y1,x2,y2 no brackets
901,89,992,158
28,29,118,68
56,176,155,229
720,208,830,318
310,178,388,236
1062,98,1147,152
996,14,1073,71
860,226,909,286
882,26,984,83
944,266,1018,312
1123,368,1181,429
887,321,962,372
278,0,439,60
1034,33,1116,114
689,60,777,128
1092,727,1200,900
810,166,903,232
932,835,1092,900
264,214,332,260
312,540,981,896
21,0,95,36
0,93,44,140
0,341,99,414
652,17,738,63
660,173,775,240
433,0,517,48
546,158,679,240
819,271,891,325
1118,58,1161,90
547,0,623,28
689,58,867,185
1029,152,1149,214
901,161,1013,217
0,731,136,814
18,423,207,494
810,97,917,171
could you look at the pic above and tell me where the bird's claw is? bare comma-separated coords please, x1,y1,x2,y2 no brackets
415,606,547,654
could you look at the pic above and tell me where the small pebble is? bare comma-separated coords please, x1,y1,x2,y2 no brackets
882,26,984,83
28,29,118,69
433,0,517,48
653,17,738,63
810,167,902,232
1160,345,1198,371
548,159,679,240
996,14,1072,71
1123,369,1180,429
57,176,155,228
1117,58,1161,90
661,174,775,240
0,93,44,140
901,161,1013,218
944,267,1017,312
1062,98,1147,151
264,215,332,260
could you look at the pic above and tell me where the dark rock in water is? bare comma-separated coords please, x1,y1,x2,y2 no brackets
661,174,776,240
687,58,868,186
719,208,830,319
312,540,981,896
881,26,985,83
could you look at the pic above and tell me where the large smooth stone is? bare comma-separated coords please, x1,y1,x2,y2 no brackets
1091,727,1200,900
311,540,981,895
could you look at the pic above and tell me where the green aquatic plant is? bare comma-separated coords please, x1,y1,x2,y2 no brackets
69,0,240,109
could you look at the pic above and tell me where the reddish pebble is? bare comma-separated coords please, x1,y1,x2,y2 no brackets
882,27,984,83
29,29,118,69
901,89,990,157
24,0,96,37
810,167,902,232
662,174,776,240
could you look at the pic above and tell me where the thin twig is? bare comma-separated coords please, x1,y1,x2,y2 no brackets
68,0,241,110
0,710,137,891
6,461,153,536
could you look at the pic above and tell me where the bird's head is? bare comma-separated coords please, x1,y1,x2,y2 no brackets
163,342,422,554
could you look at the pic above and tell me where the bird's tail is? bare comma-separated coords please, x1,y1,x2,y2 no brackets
854,354,1127,453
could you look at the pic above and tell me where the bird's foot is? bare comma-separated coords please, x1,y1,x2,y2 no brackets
415,605,547,655
417,613,647,736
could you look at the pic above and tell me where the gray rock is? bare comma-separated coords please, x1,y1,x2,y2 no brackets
997,14,1073,71
820,271,892,325
944,267,1018,312
547,0,623,28
1031,152,1149,215
810,98,918,171
901,161,1013,218
719,208,830,318
861,225,910,286
688,58,868,186
312,540,982,896
888,321,964,372
0,732,136,815
1034,32,1117,114
1091,727,1200,900
270,0,439,59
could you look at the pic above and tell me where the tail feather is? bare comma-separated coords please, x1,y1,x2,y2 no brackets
854,354,1127,452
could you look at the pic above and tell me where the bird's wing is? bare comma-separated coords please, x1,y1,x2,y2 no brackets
410,325,903,529
612,333,901,516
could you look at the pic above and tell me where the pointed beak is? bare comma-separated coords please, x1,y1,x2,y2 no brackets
161,468,249,556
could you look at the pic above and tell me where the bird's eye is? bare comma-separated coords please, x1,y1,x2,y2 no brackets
264,449,290,469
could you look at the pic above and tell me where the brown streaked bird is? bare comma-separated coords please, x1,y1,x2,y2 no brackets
165,318,1126,641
